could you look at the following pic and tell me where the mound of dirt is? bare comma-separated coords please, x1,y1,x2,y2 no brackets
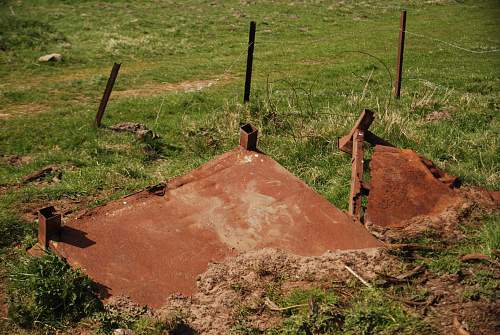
156,247,394,334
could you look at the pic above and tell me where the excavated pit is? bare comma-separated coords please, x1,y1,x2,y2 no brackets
51,147,381,307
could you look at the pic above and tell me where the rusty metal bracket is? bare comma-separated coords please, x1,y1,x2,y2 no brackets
240,123,258,151
38,206,61,250
349,130,365,221
338,109,374,154
338,110,396,221
338,109,394,154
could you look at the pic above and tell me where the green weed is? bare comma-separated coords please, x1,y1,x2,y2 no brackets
0,211,35,251
7,252,102,329
479,215,500,256
462,269,498,301
426,253,463,275
271,288,342,335
0,16,66,51
342,288,434,335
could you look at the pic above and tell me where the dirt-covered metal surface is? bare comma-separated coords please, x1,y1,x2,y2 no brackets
365,145,464,229
51,147,381,307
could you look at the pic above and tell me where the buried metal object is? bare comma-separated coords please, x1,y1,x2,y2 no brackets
42,123,381,307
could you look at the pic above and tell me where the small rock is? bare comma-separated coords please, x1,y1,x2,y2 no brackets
113,329,136,335
38,53,63,62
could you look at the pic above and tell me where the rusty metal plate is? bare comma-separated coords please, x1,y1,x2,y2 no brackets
365,145,463,228
52,147,381,307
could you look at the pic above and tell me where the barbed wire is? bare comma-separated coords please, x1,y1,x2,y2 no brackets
254,28,500,56
154,23,498,133
405,30,500,54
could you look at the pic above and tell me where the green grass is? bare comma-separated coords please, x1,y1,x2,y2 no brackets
1,0,499,333
6,252,102,329
342,288,433,335
272,288,341,335
232,287,434,335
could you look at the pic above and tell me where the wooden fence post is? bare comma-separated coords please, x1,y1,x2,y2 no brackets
95,62,121,127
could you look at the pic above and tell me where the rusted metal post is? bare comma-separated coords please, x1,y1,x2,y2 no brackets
95,62,121,127
243,21,256,103
38,206,61,250
349,130,364,221
240,123,258,150
394,10,407,99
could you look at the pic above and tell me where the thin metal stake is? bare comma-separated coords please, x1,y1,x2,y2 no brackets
394,10,407,99
95,62,121,127
243,21,256,103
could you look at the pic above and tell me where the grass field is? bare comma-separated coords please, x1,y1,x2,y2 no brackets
0,0,499,334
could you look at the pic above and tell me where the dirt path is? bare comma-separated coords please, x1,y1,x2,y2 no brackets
112,74,233,98
0,73,234,119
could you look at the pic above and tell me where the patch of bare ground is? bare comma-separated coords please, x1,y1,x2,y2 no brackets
156,247,393,334
112,75,234,98
19,197,91,223
298,58,337,65
0,155,33,167
425,109,450,122
0,283,6,321
424,274,499,335
0,103,48,119
1,61,161,91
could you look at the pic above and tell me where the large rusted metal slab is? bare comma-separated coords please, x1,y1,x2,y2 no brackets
365,145,463,228
51,147,381,308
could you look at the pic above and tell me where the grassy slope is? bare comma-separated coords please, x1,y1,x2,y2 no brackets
0,0,499,333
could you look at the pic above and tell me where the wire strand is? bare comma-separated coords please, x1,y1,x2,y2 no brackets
405,30,500,54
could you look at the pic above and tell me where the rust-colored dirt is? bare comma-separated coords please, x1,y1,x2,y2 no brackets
51,147,381,308
365,145,464,229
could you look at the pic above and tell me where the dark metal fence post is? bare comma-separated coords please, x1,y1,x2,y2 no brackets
95,62,121,127
243,21,256,103
394,10,406,99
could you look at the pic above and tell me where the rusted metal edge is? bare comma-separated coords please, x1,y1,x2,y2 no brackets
348,130,365,221
339,109,395,222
